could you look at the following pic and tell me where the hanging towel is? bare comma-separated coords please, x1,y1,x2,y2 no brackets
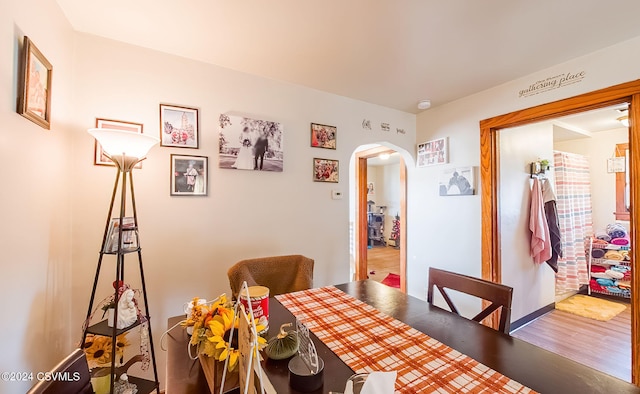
542,179,561,273
529,178,552,265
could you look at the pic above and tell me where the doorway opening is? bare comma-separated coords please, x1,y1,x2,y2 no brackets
495,104,631,381
350,144,408,292
480,79,640,384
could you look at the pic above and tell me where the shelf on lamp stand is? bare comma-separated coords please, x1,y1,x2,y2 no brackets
81,152,159,394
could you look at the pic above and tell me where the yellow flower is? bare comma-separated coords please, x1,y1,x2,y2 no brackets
184,294,268,372
83,333,129,370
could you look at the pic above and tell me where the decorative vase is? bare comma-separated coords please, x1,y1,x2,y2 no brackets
198,356,239,393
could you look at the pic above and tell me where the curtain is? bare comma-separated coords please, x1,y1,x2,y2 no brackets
553,151,592,293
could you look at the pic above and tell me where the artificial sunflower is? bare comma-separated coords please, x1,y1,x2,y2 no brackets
183,295,267,372
83,333,130,370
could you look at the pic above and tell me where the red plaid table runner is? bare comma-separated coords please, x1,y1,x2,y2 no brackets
276,286,535,393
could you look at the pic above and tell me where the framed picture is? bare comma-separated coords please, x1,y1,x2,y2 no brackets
438,166,476,196
218,114,284,172
313,158,339,183
94,118,144,167
18,36,52,129
160,104,199,148
417,137,448,167
310,123,337,149
171,154,208,196
104,217,137,253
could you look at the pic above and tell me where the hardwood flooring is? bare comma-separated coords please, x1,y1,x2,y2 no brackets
367,246,400,283
511,296,631,382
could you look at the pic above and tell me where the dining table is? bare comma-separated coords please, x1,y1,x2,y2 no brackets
165,279,640,393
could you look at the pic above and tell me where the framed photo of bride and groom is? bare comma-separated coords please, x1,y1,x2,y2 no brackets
218,114,284,172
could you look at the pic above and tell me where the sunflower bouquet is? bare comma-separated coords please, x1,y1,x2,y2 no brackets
182,294,266,372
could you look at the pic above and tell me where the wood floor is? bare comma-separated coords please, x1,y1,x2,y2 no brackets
366,245,400,283
511,296,631,382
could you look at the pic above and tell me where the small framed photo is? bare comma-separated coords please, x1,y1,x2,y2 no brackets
171,154,208,196
417,137,448,167
438,166,476,196
160,104,199,148
310,123,337,149
313,158,339,183
18,36,52,129
94,118,144,167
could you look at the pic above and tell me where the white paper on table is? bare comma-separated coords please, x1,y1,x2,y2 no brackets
360,371,397,394
343,380,354,394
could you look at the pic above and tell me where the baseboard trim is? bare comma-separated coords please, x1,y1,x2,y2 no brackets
509,302,555,333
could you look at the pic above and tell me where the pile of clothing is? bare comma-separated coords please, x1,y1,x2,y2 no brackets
589,224,631,297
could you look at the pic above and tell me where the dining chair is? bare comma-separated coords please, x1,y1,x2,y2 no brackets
427,267,513,334
26,348,93,394
227,254,314,299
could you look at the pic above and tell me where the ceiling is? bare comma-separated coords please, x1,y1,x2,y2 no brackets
56,0,640,116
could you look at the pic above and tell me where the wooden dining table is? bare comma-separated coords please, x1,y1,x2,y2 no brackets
166,280,640,393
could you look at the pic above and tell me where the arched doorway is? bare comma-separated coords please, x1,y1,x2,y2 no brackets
350,144,409,292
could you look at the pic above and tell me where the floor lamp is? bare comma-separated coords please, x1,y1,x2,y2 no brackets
83,128,160,393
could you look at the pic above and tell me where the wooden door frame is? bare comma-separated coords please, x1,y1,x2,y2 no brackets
355,146,407,292
480,79,640,384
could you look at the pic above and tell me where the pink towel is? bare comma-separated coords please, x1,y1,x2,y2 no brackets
529,178,552,264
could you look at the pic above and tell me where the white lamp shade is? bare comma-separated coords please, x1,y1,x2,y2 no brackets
88,128,159,159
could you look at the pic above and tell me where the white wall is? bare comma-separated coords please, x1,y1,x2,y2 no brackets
498,124,556,320
68,34,416,387
412,35,640,320
367,162,401,242
555,127,628,232
5,3,640,391
0,1,75,393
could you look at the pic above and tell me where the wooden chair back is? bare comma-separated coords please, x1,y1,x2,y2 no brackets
27,348,93,394
427,267,513,334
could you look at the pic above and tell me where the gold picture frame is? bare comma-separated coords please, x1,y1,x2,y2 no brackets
313,158,339,183
18,36,52,129
310,123,337,149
